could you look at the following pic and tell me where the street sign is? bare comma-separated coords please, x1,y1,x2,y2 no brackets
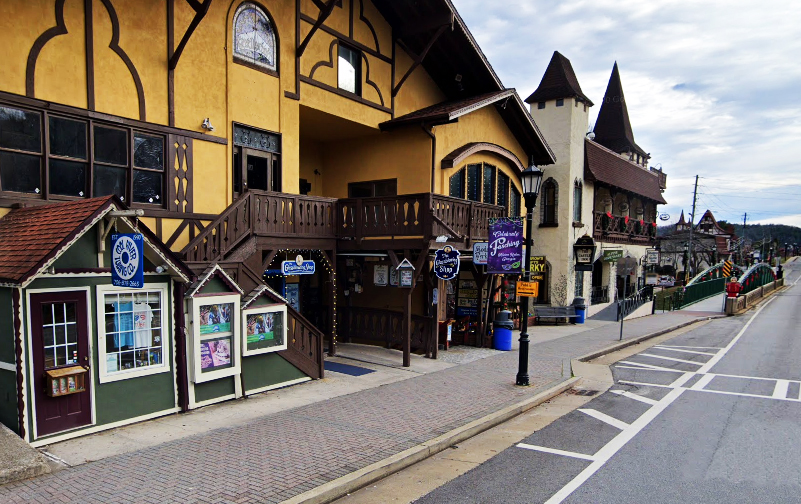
516,281,539,297
646,249,659,265
603,249,623,262
472,242,488,265
111,233,144,288
434,246,461,280
722,260,732,278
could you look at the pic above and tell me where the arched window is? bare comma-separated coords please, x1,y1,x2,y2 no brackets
540,178,558,226
573,179,582,223
233,3,277,72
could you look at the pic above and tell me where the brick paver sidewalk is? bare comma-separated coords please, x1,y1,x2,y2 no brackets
0,312,707,504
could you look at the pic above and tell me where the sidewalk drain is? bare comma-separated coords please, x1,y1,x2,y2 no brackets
568,389,599,396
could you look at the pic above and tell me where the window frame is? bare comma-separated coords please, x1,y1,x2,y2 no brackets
510,186,521,217
232,2,279,77
95,283,171,384
540,178,558,226
337,42,362,96
242,303,288,356
573,180,583,223
482,164,496,204
497,171,509,210
449,168,465,199
190,294,242,383
232,122,282,198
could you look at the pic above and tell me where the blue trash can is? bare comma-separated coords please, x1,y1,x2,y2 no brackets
493,310,514,351
573,297,587,324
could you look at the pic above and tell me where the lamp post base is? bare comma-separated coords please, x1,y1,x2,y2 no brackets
516,332,530,386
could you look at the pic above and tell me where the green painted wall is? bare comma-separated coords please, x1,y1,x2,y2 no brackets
0,288,14,363
242,353,306,393
198,276,236,294
0,370,18,434
55,227,99,269
194,377,235,403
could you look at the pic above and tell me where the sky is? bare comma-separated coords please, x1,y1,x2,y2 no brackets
452,0,801,229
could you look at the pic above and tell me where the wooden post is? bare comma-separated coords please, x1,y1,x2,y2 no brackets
436,276,446,356
403,287,412,367
328,248,337,357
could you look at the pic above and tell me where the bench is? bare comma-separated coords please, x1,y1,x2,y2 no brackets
534,306,577,325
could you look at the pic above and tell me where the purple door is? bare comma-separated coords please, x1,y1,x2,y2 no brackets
31,292,92,437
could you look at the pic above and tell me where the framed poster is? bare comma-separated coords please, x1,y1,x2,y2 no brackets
242,304,288,356
374,265,388,286
191,294,241,383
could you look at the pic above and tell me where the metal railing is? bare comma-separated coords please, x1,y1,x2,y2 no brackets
591,286,610,304
617,285,654,320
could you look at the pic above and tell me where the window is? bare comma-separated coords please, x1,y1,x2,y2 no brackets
97,286,169,383
497,171,509,210
233,123,281,197
556,99,564,107
540,178,558,226
466,164,481,202
483,164,496,204
537,102,545,110
449,169,465,198
348,179,397,197
42,302,78,369
191,294,242,383
510,186,521,217
233,3,277,73
575,271,584,298
573,180,582,223
338,44,361,95
0,105,165,204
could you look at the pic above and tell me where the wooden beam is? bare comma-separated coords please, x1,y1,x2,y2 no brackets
396,13,454,41
297,0,338,58
387,250,400,269
392,23,450,97
262,249,278,271
432,214,463,240
169,0,212,70
403,287,412,367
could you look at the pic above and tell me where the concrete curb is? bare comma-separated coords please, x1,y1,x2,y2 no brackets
281,376,579,504
0,424,51,486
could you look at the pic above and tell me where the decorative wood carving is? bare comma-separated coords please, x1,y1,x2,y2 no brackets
393,21,451,97
85,0,95,110
168,135,194,213
361,53,384,106
357,0,380,53
169,0,212,70
308,39,337,80
99,0,147,120
26,0,68,98
441,142,525,172
297,0,339,58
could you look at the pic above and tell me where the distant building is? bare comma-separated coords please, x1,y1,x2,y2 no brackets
659,209,738,277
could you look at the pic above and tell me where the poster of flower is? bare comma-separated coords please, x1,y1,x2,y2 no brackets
199,303,233,335
487,217,523,274
199,337,232,372
244,304,287,355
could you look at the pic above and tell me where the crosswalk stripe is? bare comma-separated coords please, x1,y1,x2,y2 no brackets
610,390,659,405
773,379,790,399
578,409,630,430
690,373,715,391
653,346,717,356
639,353,706,366
516,443,596,461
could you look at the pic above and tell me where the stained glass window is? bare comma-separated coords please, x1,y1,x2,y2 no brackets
233,3,277,72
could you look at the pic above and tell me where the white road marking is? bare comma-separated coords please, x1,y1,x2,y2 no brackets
619,379,801,403
773,379,790,399
516,443,595,461
656,344,723,350
690,373,715,391
578,409,630,430
615,365,684,373
610,389,659,406
638,353,706,366
652,346,717,356
617,360,683,373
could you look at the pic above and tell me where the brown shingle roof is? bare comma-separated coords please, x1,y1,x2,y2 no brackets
380,90,516,128
592,63,647,158
584,139,666,204
525,51,593,106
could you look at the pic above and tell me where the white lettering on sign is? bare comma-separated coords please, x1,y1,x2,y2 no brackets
489,233,522,257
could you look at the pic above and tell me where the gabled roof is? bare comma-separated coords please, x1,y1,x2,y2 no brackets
584,139,666,204
0,196,192,287
186,264,244,298
696,209,731,235
380,90,556,165
525,51,593,106
242,284,287,309
592,63,648,158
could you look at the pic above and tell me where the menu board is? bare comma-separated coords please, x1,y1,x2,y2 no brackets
456,279,479,316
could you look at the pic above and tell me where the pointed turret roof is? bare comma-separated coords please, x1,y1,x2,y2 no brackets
525,51,593,106
677,210,686,225
592,62,647,158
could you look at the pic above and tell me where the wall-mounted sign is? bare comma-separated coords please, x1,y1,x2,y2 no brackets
646,249,659,265
434,246,461,280
374,265,388,286
396,258,415,288
659,213,671,221
516,281,539,297
487,217,523,274
603,249,624,262
529,256,547,282
573,234,596,272
281,255,316,275
111,233,144,288
472,242,488,265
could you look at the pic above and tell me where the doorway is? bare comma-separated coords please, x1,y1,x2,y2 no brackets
233,148,281,197
30,291,92,437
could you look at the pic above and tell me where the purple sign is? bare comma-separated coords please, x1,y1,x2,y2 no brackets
487,217,523,274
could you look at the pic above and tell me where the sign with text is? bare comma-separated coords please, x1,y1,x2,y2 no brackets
603,249,624,262
111,233,144,288
516,281,539,297
373,265,388,286
281,256,316,275
529,256,547,282
434,246,461,280
487,217,523,274
646,249,659,265
472,242,488,265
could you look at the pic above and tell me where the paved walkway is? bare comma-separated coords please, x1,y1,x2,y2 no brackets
0,312,711,504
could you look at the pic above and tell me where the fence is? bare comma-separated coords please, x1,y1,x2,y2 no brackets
617,286,654,320
725,278,784,314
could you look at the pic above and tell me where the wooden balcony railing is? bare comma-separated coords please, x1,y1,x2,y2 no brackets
593,211,657,245
337,193,505,243
340,307,433,354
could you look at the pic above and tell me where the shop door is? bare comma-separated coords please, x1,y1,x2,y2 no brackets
31,292,92,437
233,147,281,198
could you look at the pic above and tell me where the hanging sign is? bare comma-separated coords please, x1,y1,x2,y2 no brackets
111,233,144,288
434,245,461,280
373,265,388,286
472,242,488,265
516,281,539,297
281,255,316,275
646,249,659,265
603,249,624,262
487,217,523,274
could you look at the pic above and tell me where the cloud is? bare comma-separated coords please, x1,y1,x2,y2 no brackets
452,0,801,227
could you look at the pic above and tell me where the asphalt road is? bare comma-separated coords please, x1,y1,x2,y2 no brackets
415,262,801,504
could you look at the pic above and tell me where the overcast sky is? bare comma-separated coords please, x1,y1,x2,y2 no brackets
453,0,801,230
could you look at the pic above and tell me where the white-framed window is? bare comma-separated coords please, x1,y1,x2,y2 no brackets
190,294,241,383
233,2,277,72
242,303,287,356
338,43,361,95
96,284,170,383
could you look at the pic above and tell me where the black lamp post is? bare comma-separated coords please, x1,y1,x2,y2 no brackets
516,163,544,387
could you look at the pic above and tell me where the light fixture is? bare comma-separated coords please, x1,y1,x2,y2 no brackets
520,162,544,209
201,118,215,131
155,264,169,274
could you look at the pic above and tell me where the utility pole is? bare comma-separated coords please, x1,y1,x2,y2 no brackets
686,175,699,283
741,213,747,264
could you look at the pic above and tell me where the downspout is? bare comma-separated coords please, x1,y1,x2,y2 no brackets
422,123,436,194
174,281,189,412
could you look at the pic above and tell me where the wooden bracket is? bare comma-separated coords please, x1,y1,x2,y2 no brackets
392,17,453,97
431,214,463,240
297,0,339,58
169,0,212,70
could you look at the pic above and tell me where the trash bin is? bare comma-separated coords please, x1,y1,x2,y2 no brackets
572,297,587,324
493,310,514,351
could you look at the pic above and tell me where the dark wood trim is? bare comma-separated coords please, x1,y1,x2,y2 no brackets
441,142,526,172
255,236,337,250
284,91,300,100
356,0,380,53
168,0,175,127
396,13,454,40
164,220,189,248
299,13,391,63
84,0,95,110
26,0,68,98
233,56,280,78
392,23,449,97
99,0,147,121
156,217,163,239
294,0,301,98
387,250,400,269
262,249,278,271
349,0,354,38
174,281,189,412
0,91,227,144
169,0,212,70
390,31,395,117
299,76,391,114
308,39,337,80
297,0,338,58
361,53,385,107
13,289,25,438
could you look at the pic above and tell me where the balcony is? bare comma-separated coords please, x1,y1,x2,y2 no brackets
593,211,657,246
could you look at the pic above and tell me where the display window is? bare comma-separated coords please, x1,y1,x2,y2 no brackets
190,294,241,383
242,304,288,356
96,284,170,383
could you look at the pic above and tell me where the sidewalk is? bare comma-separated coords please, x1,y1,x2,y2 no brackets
0,311,713,504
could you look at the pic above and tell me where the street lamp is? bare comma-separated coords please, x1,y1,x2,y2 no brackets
516,163,544,387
